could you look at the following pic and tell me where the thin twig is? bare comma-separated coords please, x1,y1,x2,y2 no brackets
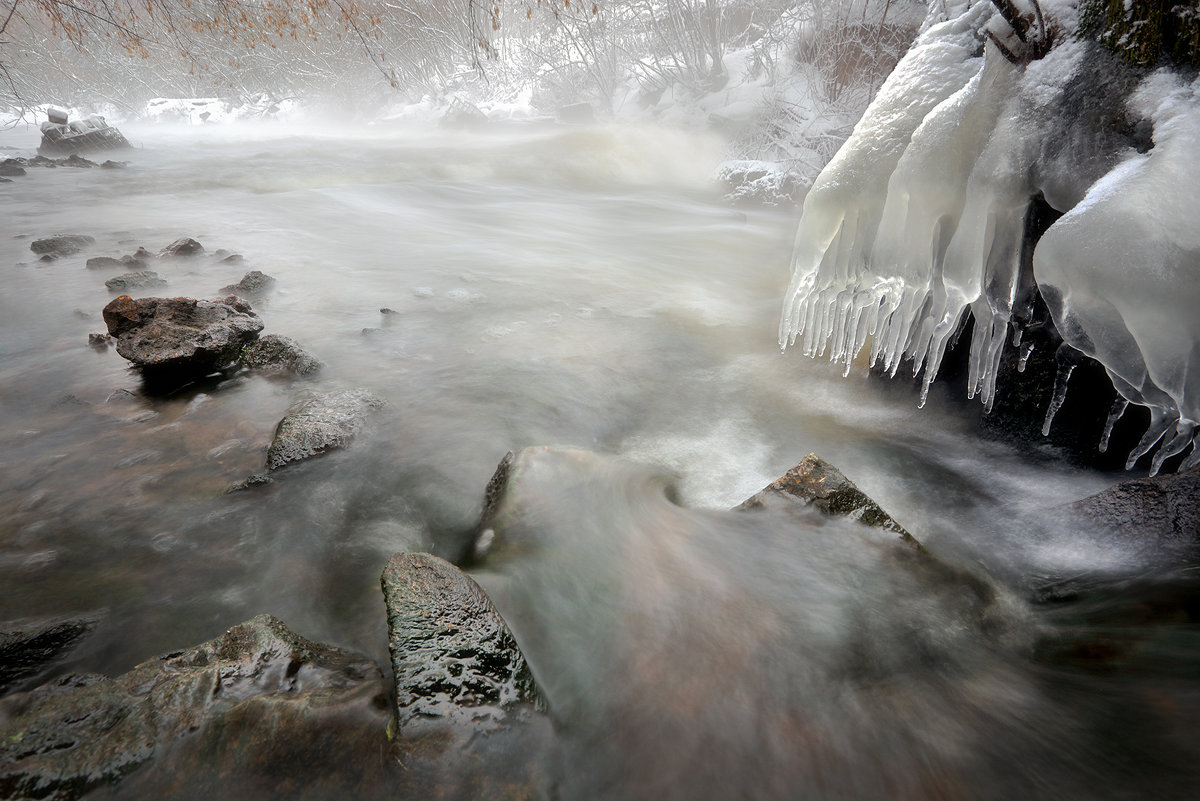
0,0,19,39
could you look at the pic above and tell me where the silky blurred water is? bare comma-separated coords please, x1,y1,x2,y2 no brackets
0,120,1195,799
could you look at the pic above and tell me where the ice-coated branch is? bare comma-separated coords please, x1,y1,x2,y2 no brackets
986,0,1052,63
988,0,1031,43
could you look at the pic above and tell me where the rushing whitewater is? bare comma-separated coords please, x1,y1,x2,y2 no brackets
780,0,1200,473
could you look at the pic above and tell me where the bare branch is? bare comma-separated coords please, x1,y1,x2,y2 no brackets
0,0,19,39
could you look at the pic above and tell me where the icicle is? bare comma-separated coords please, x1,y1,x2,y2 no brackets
1041,363,1075,436
1125,409,1173,471
1179,435,1200,472
1149,420,1196,477
1017,341,1034,373
1098,397,1128,453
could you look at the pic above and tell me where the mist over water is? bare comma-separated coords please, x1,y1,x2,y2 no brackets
1,121,1196,798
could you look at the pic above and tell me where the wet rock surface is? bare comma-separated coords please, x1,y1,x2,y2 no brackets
736,452,918,546
102,295,263,379
266,389,383,470
30,234,95,257
0,615,100,696
158,237,204,257
0,614,387,801
104,270,167,292
381,552,540,731
220,269,276,297
242,334,321,376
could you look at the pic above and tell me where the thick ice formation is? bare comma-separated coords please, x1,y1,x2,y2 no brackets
780,0,1200,473
1035,72,1200,473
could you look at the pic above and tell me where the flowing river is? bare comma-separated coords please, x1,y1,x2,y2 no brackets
0,120,1196,799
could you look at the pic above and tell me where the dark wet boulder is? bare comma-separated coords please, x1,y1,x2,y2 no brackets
0,614,386,801
0,615,100,696
104,270,167,292
158,237,204,257
100,160,126,169
220,269,276,297
0,159,26,177
62,154,98,168
1066,466,1200,561
242,334,322,376
381,552,541,731
736,452,918,546
102,295,263,379
266,389,384,470
30,234,95,257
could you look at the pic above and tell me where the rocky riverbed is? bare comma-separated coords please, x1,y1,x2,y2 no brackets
1,124,1197,800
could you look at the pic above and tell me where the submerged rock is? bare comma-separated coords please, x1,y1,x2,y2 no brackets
469,446,1043,801
736,452,918,546
241,334,322,376
1067,466,1200,561
223,474,274,493
266,389,384,470
0,614,387,801
104,270,167,292
85,256,123,270
381,552,540,731
0,615,100,696
102,295,263,379
87,253,148,271
30,234,94,257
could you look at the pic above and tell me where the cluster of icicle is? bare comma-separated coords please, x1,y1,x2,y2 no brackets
780,0,1200,475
